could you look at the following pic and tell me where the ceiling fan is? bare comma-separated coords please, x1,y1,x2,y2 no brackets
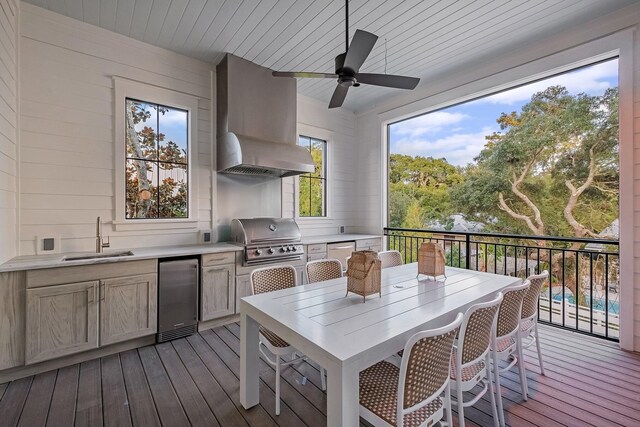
272,0,420,108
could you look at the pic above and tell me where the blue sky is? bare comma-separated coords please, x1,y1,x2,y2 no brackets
389,58,619,167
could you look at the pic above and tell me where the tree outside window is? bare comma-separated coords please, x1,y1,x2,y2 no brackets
298,136,326,217
125,98,189,219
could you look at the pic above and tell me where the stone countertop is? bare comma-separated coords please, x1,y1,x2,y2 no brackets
301,234,381,245
0,243,242,273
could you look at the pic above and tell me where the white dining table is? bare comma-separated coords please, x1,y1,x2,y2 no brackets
239,263,521,427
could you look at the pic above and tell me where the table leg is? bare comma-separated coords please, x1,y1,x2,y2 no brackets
240,311,260,409
326,361,359,427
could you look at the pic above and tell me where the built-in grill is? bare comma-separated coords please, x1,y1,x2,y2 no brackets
231,218,304,266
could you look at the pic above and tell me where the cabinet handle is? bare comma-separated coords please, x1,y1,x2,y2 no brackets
88,285,95,303
99,282,105,301
207,267,227,272
331,245,354,250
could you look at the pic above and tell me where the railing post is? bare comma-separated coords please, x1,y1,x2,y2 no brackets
465,233,471,270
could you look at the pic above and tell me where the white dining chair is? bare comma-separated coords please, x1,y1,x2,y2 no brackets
451,292,503,427
491,281,530,426
520,271,549,377
359,313,464,427
250,265,323,414
378,250,403,269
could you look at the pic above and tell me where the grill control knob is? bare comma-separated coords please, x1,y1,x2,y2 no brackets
268,248,274,254
255,249,262,255
280,247,285,253
291,246,297,252
286,247,291,252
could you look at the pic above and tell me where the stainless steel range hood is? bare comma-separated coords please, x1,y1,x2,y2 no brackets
217,54,314,177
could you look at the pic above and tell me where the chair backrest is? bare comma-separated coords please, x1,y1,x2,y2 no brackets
250,265,297,295
397,313,464,418
521,270,549,320
306,259,343,284
458,293,503,365
378,250,403,269
496,281,530,338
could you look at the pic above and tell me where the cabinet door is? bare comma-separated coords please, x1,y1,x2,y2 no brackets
235,275,252,314
100,273,157,346
26,281,99,365
201,264,235,321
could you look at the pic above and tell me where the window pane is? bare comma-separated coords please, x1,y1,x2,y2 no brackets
310,139,324,178
126,100,157,160
309,178,324,216
125,159,157,219
158,107,188,164
299,176,311,217
158,162,188,218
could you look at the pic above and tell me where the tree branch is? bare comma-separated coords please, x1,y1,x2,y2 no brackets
564,146,598,238
498,192,544,235
509,152,545,232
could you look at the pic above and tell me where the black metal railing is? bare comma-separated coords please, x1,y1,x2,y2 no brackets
384,227,620,341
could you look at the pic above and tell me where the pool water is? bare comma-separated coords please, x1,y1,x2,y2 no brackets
552,294,620,315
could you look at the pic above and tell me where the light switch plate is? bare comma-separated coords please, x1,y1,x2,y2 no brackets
36,235,61,254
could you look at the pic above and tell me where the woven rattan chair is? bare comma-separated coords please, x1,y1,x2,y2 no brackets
520,271,549,378
251,265,322,414
491,281,530,427
359,313,464,427
378,250,404,269
306,259,343,284
451,293,503,427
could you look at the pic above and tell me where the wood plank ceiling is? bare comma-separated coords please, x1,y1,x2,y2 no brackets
23,0,638,113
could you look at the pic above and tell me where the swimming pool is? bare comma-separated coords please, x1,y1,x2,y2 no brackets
552,294,620,315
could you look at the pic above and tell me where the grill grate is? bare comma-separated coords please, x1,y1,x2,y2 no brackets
157,324,197,343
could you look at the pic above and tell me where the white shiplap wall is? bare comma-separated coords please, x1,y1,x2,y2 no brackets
282,95,357,237
353,4,640,350
18,3,213,254
0,0,18,264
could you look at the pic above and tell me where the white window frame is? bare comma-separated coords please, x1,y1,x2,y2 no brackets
113,77,199,231
294,124,333,220
378,30,633,350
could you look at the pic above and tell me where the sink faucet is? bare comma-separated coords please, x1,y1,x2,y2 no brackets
96,216,110,253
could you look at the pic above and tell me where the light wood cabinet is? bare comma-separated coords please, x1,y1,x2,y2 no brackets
235,275,252,313
100,273,157,346
26,281,99,365
201,265,235,321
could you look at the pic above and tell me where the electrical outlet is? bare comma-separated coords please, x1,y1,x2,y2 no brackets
200,230,213,243
339,225,345,234
36,235,61,254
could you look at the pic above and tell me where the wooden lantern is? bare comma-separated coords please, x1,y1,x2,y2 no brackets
417,242,446,280
346,250,381,302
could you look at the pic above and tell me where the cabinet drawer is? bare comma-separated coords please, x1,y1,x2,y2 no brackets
307,243,327,254
307,253,326,262
202,251,236,267
356,238,382,250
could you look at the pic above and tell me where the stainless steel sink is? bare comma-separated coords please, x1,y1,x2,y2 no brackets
63,251,134,261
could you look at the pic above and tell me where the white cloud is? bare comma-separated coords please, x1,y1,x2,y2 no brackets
393,111,468,138
160,109,188,126
473,60,617,105
392,127,495,167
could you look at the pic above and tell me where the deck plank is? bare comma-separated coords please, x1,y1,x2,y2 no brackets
155,341,220,427
137,346,190,427
186,333,279,427
1,323,639,427
0,376,33,427
75,359,103,427
171,338,249,427
16,370,56,427
119,350,161,427
46,364,79,427
100,354,132,427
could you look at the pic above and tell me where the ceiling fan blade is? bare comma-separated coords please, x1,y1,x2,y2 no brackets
343,29,378,72
356,73,420,90
272,71,338,79
329,84,349,109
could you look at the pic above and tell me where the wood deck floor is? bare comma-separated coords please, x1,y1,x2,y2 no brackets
0,323,639,427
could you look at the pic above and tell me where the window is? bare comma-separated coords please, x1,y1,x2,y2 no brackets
114,77,199,230
298,135,326,217
125,99,189,219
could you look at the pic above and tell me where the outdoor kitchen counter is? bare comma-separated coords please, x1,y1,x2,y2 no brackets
301,233,381,245
0,243,242,273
